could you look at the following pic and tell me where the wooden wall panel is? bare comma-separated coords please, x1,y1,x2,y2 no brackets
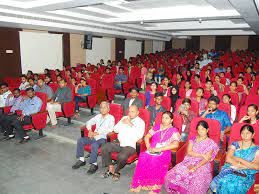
115,38,125,61
0,27,21,81
248,36,259,51
186,36,200,50
165,39,172,50
215,36,231,51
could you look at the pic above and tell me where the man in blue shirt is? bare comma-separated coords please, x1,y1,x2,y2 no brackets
214,63,226,73
2,88,42,144
200,96,231,140
114,67,128,90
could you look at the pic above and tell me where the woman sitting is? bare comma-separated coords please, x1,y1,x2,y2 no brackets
169,85,179,112
214,75,225,92
239,104,259,126
74,78,91,117
164,120,219,194
130,111,180,194
160,76,172,97
192,87,208,115
177,98,196,142
181,81,193,98
222,94,236,124
210,124,259,193
145,82,157,108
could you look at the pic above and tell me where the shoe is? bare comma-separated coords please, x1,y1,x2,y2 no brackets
19,137,30,144
87,164,98,174
72,160,86,169
101,171,113,179
1,135,15,141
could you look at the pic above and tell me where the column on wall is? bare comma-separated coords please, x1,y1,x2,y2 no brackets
200,36,215,50
144,40,153,54
70,34,86,67
172,38,186,49
115,38,125,61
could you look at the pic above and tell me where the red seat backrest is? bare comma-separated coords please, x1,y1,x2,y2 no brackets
237,105,248,121
67,84,75,100
154,112,183,134
35,92,47,111
245,94,259,107
188,117,221,145
49,83,59,93
138,108,150,135
109,104,123,124
218,103,231,119
100,74,114,89
229,123,259,145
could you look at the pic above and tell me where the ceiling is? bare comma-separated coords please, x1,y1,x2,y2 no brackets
0,0,258,41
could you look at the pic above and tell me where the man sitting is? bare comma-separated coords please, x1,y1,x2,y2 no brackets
148,92,166,126
46,79,72,127
18,75,30,90
0,83,13,108
28,78,37,90
35,78,54,101
72,101,115,174
1,88,42,143
201,96,231,141
0,88,22,134
101,105,145,181
114,67,128,90
122,87,143,115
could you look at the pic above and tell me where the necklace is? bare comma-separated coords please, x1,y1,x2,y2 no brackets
196,136,208,143
159,125,172,143
240,140,253,159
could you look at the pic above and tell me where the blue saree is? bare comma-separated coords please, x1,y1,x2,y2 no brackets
210,142,259,194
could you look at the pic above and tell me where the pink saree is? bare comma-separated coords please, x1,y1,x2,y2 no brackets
164,136,219,194
131,124,180,193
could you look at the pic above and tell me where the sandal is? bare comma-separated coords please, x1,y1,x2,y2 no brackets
101,171,113,179
112,172,120,181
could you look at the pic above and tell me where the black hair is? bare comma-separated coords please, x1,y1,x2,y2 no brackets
237,77,244,81
162,111,174,120
206,80,213,84
118,67,124,71
20,74,27,79
129,87,139,93
184,81,192,89
196,120,209,131
208,95,220,104
240,124,255,142
28,78,35,81
230,81,237,87
177,72,185,81
194,74,200,79
155,92,164,98
26,87,34,92
182,98,191,105
0,83,8,87
222,94,232,104
13,88,20,92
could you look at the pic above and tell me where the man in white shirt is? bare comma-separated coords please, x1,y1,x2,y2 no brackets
101,105,145,181
72,101,115,174
0,83,13,108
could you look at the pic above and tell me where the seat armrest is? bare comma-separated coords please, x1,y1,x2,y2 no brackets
107,132,118,142
62,101,76,118
80,125,87,137
213,149,226,176
136,138,146,156
3,106,12,114
169,142,186,167
31,111,48,131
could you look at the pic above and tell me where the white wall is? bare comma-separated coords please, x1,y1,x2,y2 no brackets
125,40,142,60
86,37,112,65
153,40,163,52
19,31,63,73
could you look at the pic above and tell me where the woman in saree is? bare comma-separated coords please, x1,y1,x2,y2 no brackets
164,120,219,194
210,124,259,194
130,111,180,194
